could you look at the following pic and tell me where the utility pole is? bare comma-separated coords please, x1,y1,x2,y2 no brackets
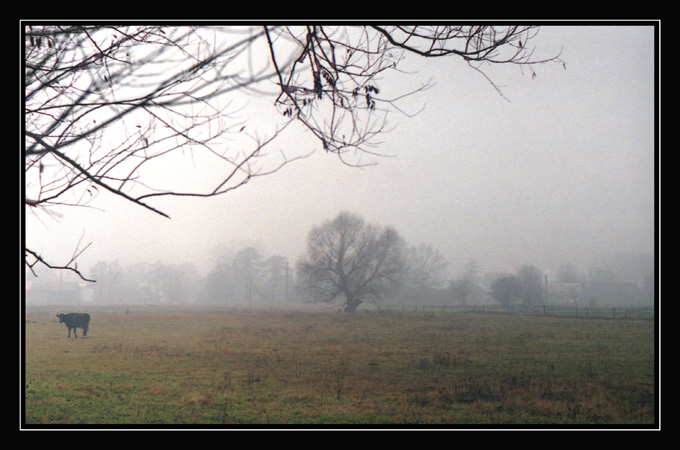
285,261,289,302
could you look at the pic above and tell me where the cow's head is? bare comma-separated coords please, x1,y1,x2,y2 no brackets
56,313,65,323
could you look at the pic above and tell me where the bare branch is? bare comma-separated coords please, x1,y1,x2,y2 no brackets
24,24,560,280
25,248,96,283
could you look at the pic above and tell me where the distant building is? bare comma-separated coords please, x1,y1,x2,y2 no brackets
586,281,641,307
548,282,583,306
547,280,645,307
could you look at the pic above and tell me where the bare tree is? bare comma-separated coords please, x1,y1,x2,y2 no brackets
297,212,406,312
24,24,560,280
517,264,544,306
491,275,523,308
450,258,479,306
403,243,450,291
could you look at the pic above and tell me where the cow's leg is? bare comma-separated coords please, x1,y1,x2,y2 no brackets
67,327,71,338
73,328,78,338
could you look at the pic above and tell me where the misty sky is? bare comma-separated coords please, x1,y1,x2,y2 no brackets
24,25,657,280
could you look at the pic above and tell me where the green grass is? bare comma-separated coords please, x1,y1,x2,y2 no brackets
23,307,656,427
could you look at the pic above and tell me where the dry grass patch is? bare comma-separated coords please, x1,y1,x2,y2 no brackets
24,307,656,426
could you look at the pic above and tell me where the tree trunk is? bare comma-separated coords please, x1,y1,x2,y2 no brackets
343,297,362,313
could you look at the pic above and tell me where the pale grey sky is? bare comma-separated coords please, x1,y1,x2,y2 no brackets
25,25,657,280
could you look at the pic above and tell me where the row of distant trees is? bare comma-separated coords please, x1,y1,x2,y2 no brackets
294,212,654,311
205,247,293,305
86,249,292,305
293,212,567,312
82,213,454,309
89,260,202,304
78,211,650,310
293,212,554,311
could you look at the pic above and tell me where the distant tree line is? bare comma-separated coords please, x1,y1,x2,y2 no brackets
31,212,650,309
84,246,294,305
293,211,568,312
205,247,293,305
88,260,202,304
295,212,654,312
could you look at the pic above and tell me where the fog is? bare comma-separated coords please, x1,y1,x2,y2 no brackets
24,25,657,294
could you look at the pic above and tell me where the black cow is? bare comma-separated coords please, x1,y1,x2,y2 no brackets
56,313,90,338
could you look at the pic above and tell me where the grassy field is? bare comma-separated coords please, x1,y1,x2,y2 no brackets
23,306,657,427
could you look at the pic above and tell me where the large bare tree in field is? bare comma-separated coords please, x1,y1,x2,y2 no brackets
297,212,406,312
24,24,560,280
